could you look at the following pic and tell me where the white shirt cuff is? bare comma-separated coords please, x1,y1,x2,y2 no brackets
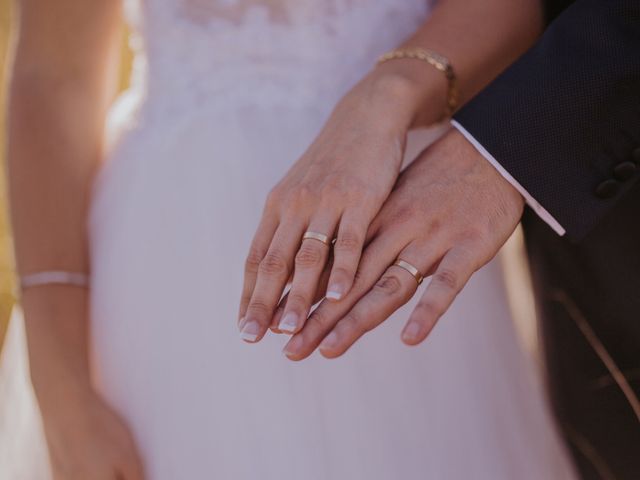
451,120,566,237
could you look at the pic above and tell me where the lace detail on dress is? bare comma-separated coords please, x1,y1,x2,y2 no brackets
119,0,433,118
182,0,317,25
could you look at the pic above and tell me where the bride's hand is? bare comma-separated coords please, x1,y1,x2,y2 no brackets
39,385,146,480
21,287,145,480
238,65,445,342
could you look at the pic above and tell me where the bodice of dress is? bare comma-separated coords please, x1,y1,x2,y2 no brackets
121,0,434,116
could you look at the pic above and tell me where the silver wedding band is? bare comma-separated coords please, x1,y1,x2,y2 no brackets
392,259,424,285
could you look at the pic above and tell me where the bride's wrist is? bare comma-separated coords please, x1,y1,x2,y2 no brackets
36,373,96,421
21,286,94,406
365,57,449,128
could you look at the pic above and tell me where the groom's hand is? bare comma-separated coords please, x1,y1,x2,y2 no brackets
283,129,525,360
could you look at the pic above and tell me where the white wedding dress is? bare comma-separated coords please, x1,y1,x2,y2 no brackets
0,1,577,479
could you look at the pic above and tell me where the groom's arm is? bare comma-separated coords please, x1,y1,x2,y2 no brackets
453,0,640,240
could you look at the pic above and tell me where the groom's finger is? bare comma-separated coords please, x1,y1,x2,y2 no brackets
241,221,305,342
401,245,478,345
282,233,401,360
317,242,442,358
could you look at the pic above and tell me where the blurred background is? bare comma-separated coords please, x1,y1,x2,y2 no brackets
0,0,18,350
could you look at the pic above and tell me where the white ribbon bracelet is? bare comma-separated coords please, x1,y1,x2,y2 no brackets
19,271,90,290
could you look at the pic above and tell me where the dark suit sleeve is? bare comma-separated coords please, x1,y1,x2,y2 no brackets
453,0,640,240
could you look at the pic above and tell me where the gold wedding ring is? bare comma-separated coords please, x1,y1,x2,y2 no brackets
302,231,331,246
393,259,424,285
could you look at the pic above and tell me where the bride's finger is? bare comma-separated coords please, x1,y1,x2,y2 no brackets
276,234,335,333
241,221,305,342
277,214,338,333
282,232,402,360
318,242,443,358
239,213,279,325
270,264,331,333
270,293,289,333
325,212,369,301
401,245,479,346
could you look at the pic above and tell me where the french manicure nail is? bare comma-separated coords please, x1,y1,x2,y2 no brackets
240,320,261,342
278,312,299,333
283,335,302,357
320,331,339,351
402,322,421,342
326,284,343,301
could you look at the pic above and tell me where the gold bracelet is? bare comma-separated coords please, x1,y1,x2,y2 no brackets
377,47,459,119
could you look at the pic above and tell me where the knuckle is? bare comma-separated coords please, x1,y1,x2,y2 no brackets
320,180,345,198
414,300,441,319
374,274,403,296
330,265,362,292
295,243,324,268
330,266,352,281
433,268,458,290
295,183,319,203
247,299,272,318
265,187,283,209
344,310,363,328
259,251,289,276
244,247,264,273
334,230,362,253
287,291,310,308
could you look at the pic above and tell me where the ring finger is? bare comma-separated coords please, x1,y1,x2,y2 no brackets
240,219,306,342
282,231,407,360
277,213,339,333
317,240,444,358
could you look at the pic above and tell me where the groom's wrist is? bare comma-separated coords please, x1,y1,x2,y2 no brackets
449,123,566,236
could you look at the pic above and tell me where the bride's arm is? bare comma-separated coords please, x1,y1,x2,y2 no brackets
386,0,544,127
7,1,144,478
239,0,543,342
9,0,119,395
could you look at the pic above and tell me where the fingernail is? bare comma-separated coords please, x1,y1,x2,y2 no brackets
240,320,261,343
283,335,303,357
402,322,421,343
278,312,298,333
238,316,246,331
319,331,339,351
326,284,343,301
